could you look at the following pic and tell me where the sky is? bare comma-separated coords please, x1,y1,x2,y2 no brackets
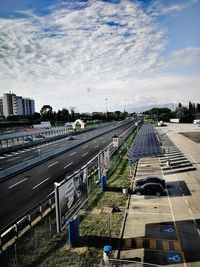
0,0,200,113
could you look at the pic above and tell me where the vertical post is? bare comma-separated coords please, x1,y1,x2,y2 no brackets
101,175,106,192
68,216,79,247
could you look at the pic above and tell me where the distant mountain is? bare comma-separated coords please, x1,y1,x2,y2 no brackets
127,103,177,113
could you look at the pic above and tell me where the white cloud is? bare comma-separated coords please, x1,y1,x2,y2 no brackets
147,0,200,16
0,0,199,112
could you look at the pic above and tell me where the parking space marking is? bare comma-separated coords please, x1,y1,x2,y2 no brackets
184,199,189,205
131,202,169,206
128,211,171,216
188,208,193,215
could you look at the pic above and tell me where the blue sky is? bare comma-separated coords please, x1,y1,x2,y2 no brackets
0,0,200,112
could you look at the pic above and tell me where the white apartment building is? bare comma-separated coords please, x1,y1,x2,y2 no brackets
2,93,35,118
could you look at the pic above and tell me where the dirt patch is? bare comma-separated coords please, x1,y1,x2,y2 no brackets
180,132,200,143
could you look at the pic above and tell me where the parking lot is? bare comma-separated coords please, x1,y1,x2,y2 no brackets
120,123,200,266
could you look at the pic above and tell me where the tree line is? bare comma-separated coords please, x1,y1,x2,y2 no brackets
144,102,200,123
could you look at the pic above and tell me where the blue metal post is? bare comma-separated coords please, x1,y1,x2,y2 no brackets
101,175,106,192
68,217,79,247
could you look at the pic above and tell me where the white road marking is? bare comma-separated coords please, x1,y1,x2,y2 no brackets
132,202,169,206
9,178,28,189
95,145,99,148
64,162,73,169
82,152,88,157
23,156,33,161
0,156,5,159
102,141,106,143
188,208,193,215
93,141,97,143
7,156,20,162
185,199,189,205
33,177,50,189
69,152,76,156
83,145,88,149
48,161,58,168
197,229,200,236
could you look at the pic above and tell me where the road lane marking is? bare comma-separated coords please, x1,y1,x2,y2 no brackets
93,141,97,143
48,161,58,168
102,141,106,143
69,152,76,156
82,152,88,157
83,145,88,149
33,177,50,189
23,156,34,161
197,228,200,236
9,178,28,189
7,156,20,162
64,162,73,169
95,145,99,148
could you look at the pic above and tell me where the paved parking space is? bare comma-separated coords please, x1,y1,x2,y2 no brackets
120,123,200,266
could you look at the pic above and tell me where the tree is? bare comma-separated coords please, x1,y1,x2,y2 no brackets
40,105,53,120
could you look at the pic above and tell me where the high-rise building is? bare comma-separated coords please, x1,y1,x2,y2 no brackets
0,97,3,116
2,92,35,118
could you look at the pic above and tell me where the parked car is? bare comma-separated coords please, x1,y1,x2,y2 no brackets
134,182,165,196
135,176,166,188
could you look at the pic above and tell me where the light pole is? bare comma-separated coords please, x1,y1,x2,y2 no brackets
105,98,108,118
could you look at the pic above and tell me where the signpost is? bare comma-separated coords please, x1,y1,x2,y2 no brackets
55,167,91,234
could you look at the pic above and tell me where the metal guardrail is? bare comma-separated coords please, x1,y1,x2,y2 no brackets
0,123,136,252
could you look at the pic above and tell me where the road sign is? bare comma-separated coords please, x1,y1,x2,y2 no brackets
164,252,182,264
161,225,175,234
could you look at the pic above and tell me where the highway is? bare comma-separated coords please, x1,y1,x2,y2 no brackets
0,122,123,170
0,120,135,231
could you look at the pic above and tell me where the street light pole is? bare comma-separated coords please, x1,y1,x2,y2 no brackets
105,98,108,118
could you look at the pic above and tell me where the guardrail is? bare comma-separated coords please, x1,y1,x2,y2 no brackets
0,122,137,253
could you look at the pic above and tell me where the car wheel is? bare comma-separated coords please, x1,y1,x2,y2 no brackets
156,192,161,196
136,191,141,195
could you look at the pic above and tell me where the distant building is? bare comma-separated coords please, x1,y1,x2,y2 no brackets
2,92,35,118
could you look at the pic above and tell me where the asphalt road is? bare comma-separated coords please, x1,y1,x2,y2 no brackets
0,120,135,231
0,122,124,170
